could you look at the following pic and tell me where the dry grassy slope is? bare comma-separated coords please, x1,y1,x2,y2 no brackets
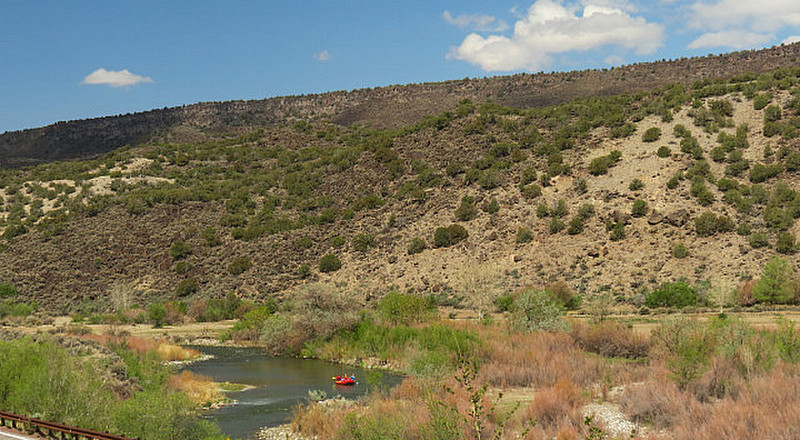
2,87,799,311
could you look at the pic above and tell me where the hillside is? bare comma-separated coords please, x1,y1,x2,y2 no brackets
2,57,800,314
2,43,800,167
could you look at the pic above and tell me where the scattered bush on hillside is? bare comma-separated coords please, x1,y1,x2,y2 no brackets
521,183,542,199
754,92,772,110
610,222,625,241
549,217,565,234
629,179,644,191
455,195,478,221
657,146,672,158
433,224,468,248
407,237,426,255
227,257,252,275
483,197,500,214
516,227,534,244
352,233,376,252
175,278,199,297
749,231,770,248
764,104,782,122
645,281,698,308
567,217,584,235
588,150,622,175
673,242,689,259
695,212,734,237
642,127,662,142
319,254,342,273
749,163,783,183
169,240,192,261
631,199,648,217
776,232,797,254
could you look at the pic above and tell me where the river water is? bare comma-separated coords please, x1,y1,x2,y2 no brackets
182,346,402,440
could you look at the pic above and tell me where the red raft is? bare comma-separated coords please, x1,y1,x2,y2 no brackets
332,375,356,386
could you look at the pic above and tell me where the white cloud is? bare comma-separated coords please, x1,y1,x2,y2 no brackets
443,10,509,32
81,68,153,88
688,30,773,49
314,50,331,61
689,0,800,33
448,0,664,72
604,54,624,65
783,35,800,45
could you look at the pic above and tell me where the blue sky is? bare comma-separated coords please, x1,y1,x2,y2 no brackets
2,0,800,133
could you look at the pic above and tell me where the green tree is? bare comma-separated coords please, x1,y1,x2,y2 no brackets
148,303,167,328
753,256,797,304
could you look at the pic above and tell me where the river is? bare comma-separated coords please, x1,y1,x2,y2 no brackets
182,346,402,440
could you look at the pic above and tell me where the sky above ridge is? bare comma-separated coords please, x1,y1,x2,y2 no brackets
2,0,800,133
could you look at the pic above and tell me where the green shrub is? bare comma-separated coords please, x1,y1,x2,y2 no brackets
631,199,648,217
494,294,515,312
377,292,436,325
296,263,311,279
295,237,313,250
573,178,588,194
319,254,342,273
754,92,772,110
227,257,252,275
552,199,568,217
174,261,190,275
520,167,538,185
646,281,698,308
3,223,27,240
749,163,783,183
352,233,376,252
433,224,468,248
174,278,199,297
642,127,662,142
549,217,565,234
478,169,500,189
567,217,584,235
750,231,770,248
610,222,625,241
407,237,427,255
454,196,478,221
520,183,542,199
611,123,636,139
0,282,19,298
332,236,346,248
657,146,672,158
512,288,567,332
695,212,733,236
445,161,465,177
764,104,782,122
484,198,500,214
577,203,595,220
169,241,192,261
776,232,797,254
516,227,533,243
629,179,644,191
536,204,549,218
200,227,221,246
673,242,689,258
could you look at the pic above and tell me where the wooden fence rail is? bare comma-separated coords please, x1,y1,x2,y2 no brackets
0,410,137,440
